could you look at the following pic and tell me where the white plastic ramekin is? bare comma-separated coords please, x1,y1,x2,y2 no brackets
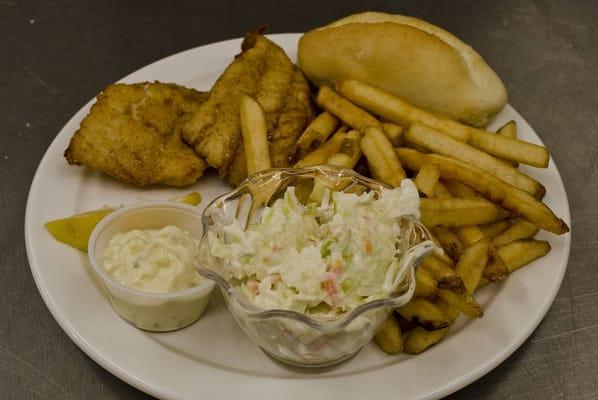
88,201,215,332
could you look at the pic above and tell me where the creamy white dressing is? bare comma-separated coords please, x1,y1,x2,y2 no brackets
102,225,204,293
207,179,421,316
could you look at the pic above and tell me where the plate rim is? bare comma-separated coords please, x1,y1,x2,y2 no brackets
24,33,572,400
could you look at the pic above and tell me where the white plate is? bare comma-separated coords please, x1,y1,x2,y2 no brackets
25,34,571,400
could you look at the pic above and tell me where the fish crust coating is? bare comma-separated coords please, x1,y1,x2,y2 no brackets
182,32,315,184
65,82,208,186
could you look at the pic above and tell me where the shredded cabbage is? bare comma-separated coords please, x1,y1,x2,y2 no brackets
207,179,421,316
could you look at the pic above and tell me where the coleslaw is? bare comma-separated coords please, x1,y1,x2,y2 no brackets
207,179,421,316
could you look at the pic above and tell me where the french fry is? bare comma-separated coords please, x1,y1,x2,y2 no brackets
294,131,347,168
296,112,340,157
469,128,548,168
240,95,271,174
316,86,381,132
431,226,463,261
434,299,461,323
337,80,549,167
382,123,403,146
432,181,453,199
421,254,461,289
497,239,551,273
443,179,479,198
396,148,569,234
404,326,449,354
428,230,455,266
420,198,509,227
440,181,488,246
336,80,471,142
453,226,486,246
496,120,518,167
497,120,517,139
484,243,508,282
309,132,362,202
455,238,490,293
434,239,490,324
478,239,551,288
406,122,545,198
374,315,404,354
396,298,450,330
415,266,438,298
437,287,483,318
492,220,540,247
479,220,512,238
361,126,406,186
337,130,362,163
415,164,440,198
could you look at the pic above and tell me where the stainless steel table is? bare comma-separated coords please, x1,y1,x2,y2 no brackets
2,1,596,399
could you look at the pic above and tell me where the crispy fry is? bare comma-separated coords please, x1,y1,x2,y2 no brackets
309,132,362,202
337,130,362,163
469,128,548,168
478,239,551,288
240,95,271,174
296,112,340,157
443,179,479,198
497,239,551,273
396,298,450,330
434,299,461,323
336,80,471,142
337,80,549,167
381,123,403,146
432,181,453,199
453,226,486,246
428,230,455,266
484,243,508,282
396,148,569,234
316,86,381,132
294,131,347,168
404,326,449,354
432,226,463,261
497,120,517,139
415,267,438,298
496,120,518,167
492,220,540,247
415,164,440,198
406,123,545,197
421,254,461,289
374,315,404,354
420,198,509,227
455,238,490,293
479,220,512,238
361,126,406,186
439,181,488,246
437,287,483,318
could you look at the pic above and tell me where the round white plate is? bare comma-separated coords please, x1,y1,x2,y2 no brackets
25,34,571,400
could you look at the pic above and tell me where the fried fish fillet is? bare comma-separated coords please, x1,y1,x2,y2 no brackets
182,32,315,184
226,67,315,186
65,82,208,186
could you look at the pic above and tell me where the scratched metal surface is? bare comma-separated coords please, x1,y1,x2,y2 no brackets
1,0,597,399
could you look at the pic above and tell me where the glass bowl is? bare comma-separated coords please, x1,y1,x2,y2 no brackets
195,166,434,367
88,201,216,332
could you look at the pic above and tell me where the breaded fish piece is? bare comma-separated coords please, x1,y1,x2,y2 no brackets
65,82,208,186
226,67,315,186
182,32,314,179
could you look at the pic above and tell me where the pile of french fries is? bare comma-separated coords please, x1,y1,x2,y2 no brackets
238,79,569,355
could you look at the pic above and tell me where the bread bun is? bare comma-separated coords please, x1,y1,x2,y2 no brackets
298,12,507,127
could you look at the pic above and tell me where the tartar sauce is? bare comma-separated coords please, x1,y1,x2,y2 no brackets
102,225,204,293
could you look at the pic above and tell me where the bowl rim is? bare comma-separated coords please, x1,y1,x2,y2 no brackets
88,200,215,300
195,166,435,332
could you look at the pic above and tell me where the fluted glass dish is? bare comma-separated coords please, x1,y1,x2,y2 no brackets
195,166,434,367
